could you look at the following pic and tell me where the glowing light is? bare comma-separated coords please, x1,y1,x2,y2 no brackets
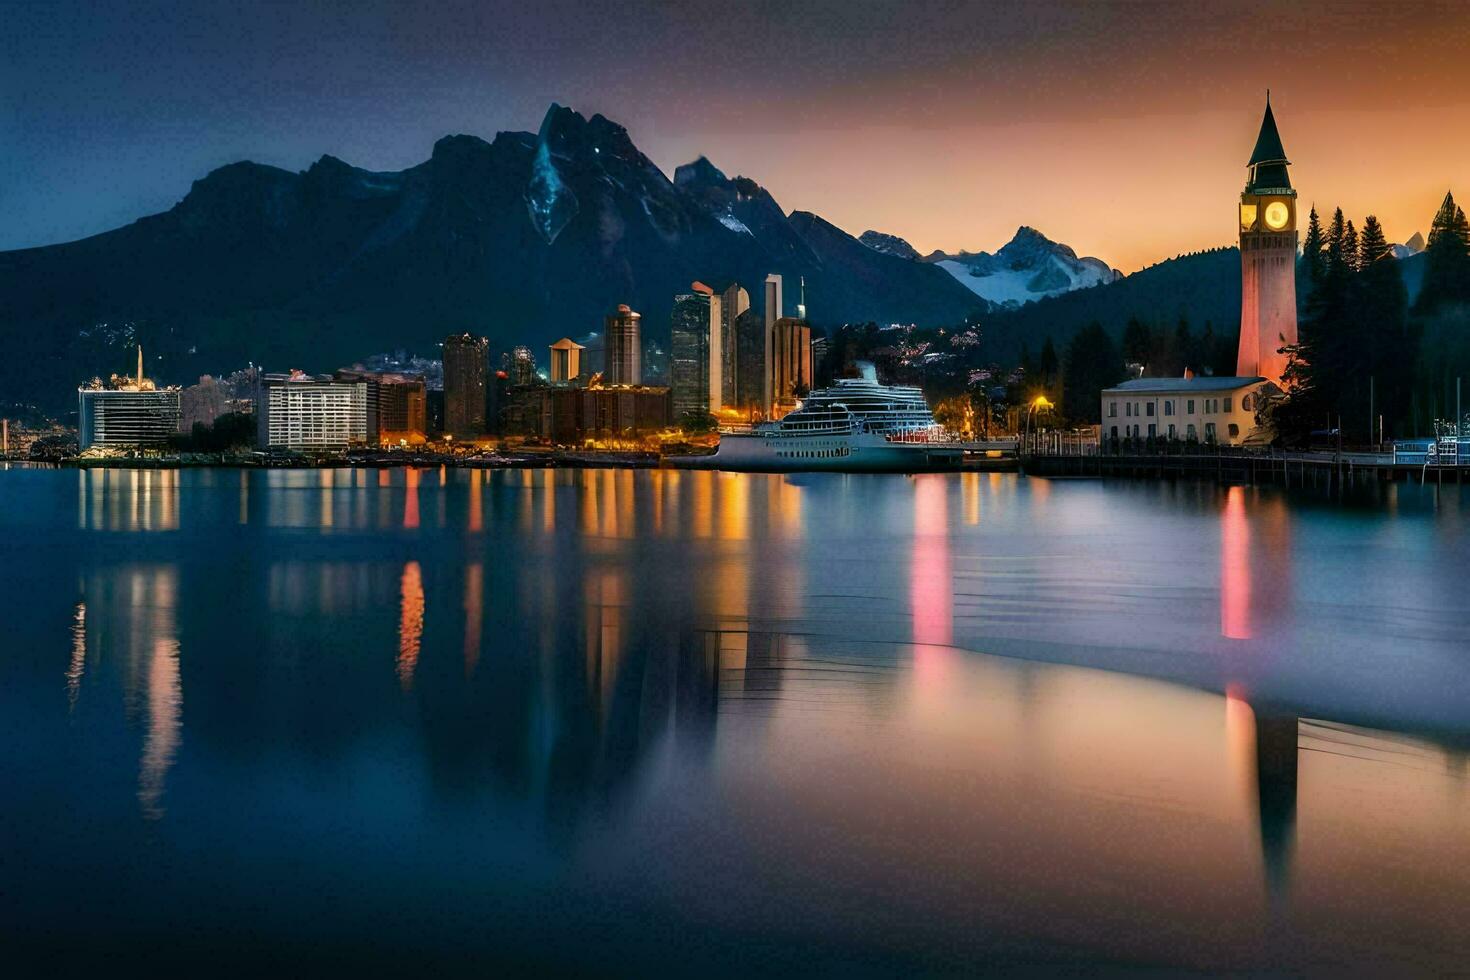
403,467,420,529
397,561,424,690
912,475,953,649
66,601,86,712
1221,486,1252,640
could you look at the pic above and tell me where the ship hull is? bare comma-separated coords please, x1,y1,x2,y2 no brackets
701,432,962,473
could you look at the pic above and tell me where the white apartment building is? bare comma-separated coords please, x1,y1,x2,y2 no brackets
1101,375,1270,447
257,373,368,449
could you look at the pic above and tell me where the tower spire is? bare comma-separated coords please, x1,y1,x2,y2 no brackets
137,344,144,387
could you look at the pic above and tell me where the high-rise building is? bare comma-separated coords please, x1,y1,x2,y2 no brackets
770,316,812,418
1236,95,1297,385
605,304,642,385
335,369,427,444
762,274,783,415
255,372,368,449
733,307,767,419
718,283,750,409
549,338,584,383
671,282,722,420
77,345,182,451
443,333,490,436
510,345,537,386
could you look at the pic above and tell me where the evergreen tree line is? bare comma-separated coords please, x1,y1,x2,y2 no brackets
1272,206,1411,444
1019,314,1233,426
1409,192,1470,434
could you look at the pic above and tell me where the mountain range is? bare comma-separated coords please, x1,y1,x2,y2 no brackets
0,104,982,412
861,226,1121,308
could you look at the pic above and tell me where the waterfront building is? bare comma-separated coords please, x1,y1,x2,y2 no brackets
604,305,642,385
770,316,812,419
733,307,767,419
443,333,489,437
255,372,368,449
504,383,671,443
77,346,182,451
334,369,427,445
1237,95,1297,385
549,338,584,383
762,274,783,415
671,282,721,420
718,282,750,409
1098,96,1291,437
1101,374,1266,446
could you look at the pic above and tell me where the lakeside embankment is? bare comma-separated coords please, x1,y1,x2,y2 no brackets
1024,450,1469,487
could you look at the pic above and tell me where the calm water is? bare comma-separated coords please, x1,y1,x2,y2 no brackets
3,466,1469,974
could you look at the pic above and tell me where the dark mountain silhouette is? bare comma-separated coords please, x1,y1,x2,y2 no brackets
0,104,983,412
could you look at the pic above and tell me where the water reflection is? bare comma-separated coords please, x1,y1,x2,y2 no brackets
398,560,423,690
77,468,180,531
10,470,1470,971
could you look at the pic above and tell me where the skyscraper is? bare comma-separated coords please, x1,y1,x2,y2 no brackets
510,345,537,386
443,333,489,437
762,274,783,415
770,316,812,418
671,282,721,420
1236,94,1297,385
549,338,584,383
733,307,766,419
605,304,642,385
718,282,750,409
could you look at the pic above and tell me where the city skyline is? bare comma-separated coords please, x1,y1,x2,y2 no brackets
4,2,1469,270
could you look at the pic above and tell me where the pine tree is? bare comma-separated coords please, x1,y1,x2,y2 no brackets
1358,215,1389,266
1416,190,1470,313
1300,206,1326,285
1343,220,1360,274
1038,337,1060,393
1121,317,1152,371
1063,322,1124,425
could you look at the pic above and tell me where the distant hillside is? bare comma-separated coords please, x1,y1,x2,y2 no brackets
978,247,1241,364
980,246,1428,365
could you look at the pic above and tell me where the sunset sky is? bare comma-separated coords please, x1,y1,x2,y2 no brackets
4,0,1469,270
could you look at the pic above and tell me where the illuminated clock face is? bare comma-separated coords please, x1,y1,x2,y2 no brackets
1264,201,1290,230
1239,203,1258,230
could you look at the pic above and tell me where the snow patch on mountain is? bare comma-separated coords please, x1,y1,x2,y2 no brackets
858,230,920,259
927,226,1119,308
718,213,752,235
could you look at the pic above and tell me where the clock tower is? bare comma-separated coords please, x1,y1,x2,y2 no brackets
1236,95,1297,384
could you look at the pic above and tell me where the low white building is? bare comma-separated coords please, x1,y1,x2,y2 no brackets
256,372,368,449
1101,375,1271,447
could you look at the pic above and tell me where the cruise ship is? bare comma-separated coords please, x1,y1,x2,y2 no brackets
707,366,962,472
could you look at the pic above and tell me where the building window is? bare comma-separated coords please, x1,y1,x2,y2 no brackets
1164,400,1174,416
1228,423,1240,438
1146,402,1155,417
1223,396,1233,412
1243,394,1254,411
1205,422,1217,441
1168,424,1176,438
1187,399,1195,414
1187,424,1197,439
1148,423,1156,437
1110,426,1118,439
1108,402,1117,418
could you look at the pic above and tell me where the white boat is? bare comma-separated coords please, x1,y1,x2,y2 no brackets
705,367,961,473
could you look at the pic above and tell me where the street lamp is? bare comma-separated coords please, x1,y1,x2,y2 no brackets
1025,395,1052,453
